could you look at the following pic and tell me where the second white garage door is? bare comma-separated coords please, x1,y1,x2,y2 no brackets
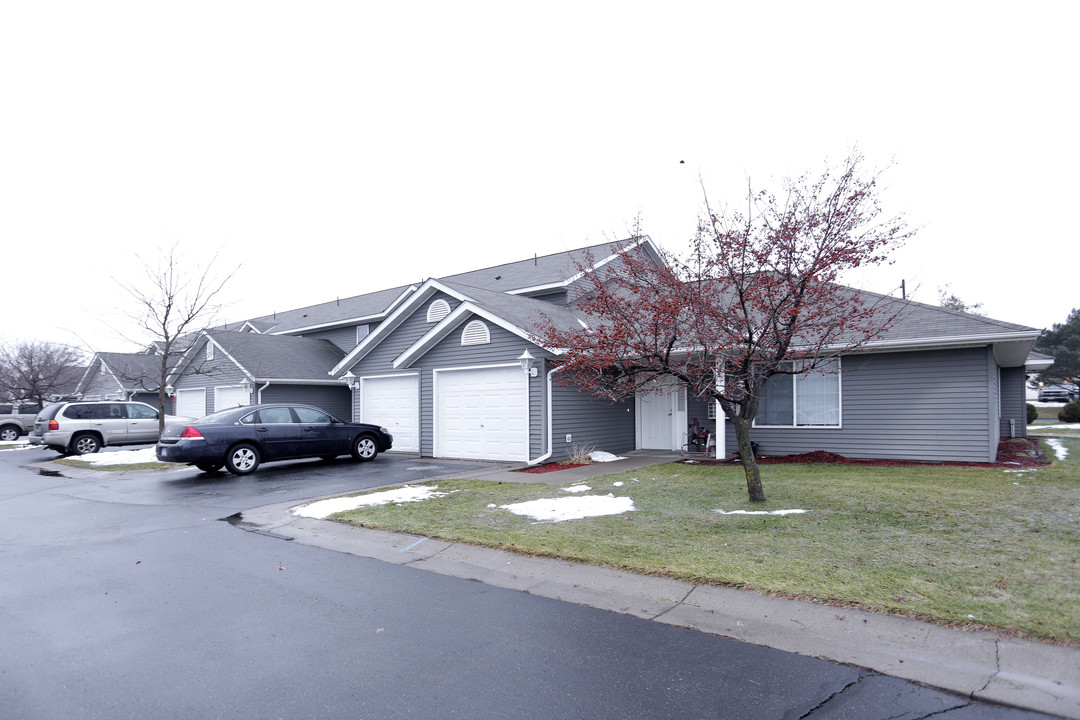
361,375,419,453
435,366,527,462
175,388,207,419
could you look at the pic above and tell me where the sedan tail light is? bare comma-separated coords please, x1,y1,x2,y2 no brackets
180,427,205,439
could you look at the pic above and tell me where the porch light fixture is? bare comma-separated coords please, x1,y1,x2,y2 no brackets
518,349,538,378
341,371,359,390
241,379,251,393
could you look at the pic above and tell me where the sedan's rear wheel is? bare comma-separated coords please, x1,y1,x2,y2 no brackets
351,434,379,462
225,444,260,475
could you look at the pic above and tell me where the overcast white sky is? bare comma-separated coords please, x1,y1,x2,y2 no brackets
3,2,1076,355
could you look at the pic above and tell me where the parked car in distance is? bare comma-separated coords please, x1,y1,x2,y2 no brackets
1038,384,1078,403
155,403,394,475
29,401,191,455
0,402,44,442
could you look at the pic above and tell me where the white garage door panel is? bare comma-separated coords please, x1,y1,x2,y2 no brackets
362,376,419,453
175,388,207,419
436,366,527,462
215,386,250,411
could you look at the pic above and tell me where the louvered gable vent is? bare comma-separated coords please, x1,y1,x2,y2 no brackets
427,299,451,323
461,320,490,346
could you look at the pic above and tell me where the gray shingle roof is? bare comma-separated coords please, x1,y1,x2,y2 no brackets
97,352,163,390
209,332,345,380
251,284,416,335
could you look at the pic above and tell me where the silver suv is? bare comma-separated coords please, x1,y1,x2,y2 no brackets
29,401,186,455
0,403,43,442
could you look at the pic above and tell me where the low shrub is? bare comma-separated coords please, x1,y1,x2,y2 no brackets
1059,401,1080,423
1027,403,1038,424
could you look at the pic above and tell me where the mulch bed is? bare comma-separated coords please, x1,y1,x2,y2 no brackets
513,462,589,474
680,438,1050,469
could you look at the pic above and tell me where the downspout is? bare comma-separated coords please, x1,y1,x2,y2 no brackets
527,364,566,466
257,381,271,404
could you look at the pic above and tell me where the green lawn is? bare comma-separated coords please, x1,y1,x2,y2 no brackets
330,438,1080,644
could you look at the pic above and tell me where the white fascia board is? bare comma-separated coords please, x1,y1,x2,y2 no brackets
854,330,1041,354
330,280,467,376
393,302,550,369
507,237,662,296
74,358,101,394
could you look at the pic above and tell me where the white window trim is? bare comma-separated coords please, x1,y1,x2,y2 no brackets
753,359,843,429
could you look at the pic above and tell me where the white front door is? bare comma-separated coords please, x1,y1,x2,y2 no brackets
435,366,527,462
637,380,681,450
361,375,419,453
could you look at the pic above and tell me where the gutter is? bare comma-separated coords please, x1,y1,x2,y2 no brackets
527,364,567,466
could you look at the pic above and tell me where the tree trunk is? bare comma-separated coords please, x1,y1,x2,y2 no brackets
730,416,766,502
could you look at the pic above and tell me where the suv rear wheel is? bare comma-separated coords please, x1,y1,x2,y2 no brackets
70,433,101,455
0,425,20,442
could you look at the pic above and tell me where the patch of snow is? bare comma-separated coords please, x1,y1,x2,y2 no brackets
0,442,33,452
294,486,448,519
562,484,590,493
612,481,624,487
1028,423,1080,430
589,451,626,462
1046,438,1070,461
714,508,809,516
500,494,635,523
78,448,161,465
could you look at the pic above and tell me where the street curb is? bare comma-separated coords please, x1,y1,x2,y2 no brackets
239,499,1080,720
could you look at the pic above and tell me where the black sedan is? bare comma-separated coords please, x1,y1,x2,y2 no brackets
156,404,393,475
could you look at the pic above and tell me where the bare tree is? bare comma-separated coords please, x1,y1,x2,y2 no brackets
0,340,86,407
116,242,238,430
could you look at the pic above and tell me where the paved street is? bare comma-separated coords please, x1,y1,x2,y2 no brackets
0,446,1060,719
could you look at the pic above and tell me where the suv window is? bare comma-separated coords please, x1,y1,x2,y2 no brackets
127,404,159,420
36,404,63,421
19,404,42,415
63,404,99,420
0,405,11,414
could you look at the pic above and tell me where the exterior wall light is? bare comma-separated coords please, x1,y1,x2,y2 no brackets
518,349,538,378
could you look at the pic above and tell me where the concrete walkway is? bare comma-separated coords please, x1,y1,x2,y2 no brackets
235,451,1080,720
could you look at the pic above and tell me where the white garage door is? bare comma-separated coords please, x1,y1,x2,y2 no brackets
435,366,527,462
175,388,207,419
361,375,419,453
215,386,250,412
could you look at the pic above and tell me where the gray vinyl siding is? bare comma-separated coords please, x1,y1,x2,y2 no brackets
171,343,249,414
303,326,363,353
549,375,635,462
999,366,1027,439
724,347,1001,463
415,321,544,458
81,364,124,400
261,384,352,421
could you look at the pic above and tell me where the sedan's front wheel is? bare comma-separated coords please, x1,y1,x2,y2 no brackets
225,444,260,475
351,434,379,462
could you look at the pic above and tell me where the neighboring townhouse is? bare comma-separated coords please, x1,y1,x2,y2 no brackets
77,350,171,411
166,331,348,419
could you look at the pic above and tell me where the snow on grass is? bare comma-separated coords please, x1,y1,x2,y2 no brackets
294,486,449,519
562,484,590,493
499,494,635,523
77,447,162,465
1046,438,1070,461
714,508,809,516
